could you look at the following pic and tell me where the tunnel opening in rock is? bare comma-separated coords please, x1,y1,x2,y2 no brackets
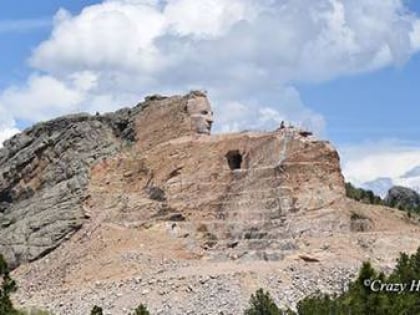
226,150,243,170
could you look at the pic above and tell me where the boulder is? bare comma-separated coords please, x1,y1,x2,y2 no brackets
384,186,420,211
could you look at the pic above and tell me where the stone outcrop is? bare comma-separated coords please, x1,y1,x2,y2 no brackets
0,114,122,268
384,186,420,211
86,93,346,261
0,91,225,268
2,91,420,314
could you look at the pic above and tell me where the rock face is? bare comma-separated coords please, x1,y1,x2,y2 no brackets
87,92,346,261
384,186,420,211
0,101,151,267
0,114,118,267
2,91,420,314
0,91,225,268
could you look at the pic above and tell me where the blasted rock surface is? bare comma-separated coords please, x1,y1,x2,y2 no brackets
4,91,420,314
0,107,143,267
0,91,213,268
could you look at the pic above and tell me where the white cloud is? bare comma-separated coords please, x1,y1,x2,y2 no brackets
340,139,420,186
0,74,85,122
1,0,420,138
0,107,19,148
211,85,325,134
30,3,166,75
0,128,20,148
0,72,140,125
164,0,259,38
410,19,420,52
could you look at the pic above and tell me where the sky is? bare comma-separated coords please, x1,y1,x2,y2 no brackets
1,0,420,188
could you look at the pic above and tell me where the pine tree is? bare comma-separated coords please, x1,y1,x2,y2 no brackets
0,254,18,315
244,289,281,315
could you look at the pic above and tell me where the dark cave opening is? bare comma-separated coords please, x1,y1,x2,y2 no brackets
226,150,243,170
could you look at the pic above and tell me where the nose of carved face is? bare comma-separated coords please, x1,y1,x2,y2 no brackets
202,110,214,133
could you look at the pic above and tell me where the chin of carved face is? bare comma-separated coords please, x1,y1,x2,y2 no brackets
191,116,212,134
187,96,214,134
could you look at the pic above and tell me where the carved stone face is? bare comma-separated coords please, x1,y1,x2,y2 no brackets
187,96,214,134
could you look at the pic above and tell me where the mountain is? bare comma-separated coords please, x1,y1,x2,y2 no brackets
361,177,394,198
384,186,420,211
1,91,420,314
402,166,420,178
361,166,420,198
397,165,420,193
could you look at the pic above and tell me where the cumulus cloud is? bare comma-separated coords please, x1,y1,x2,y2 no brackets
340,139,420,186
0,74,85,122
0,107,19,147
0,128,20,148
1,0,420,137
213,86,325,133
164,0,260,38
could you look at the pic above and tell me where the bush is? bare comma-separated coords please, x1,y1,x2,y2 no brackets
0,254,52,315
345,183,382,205
0,254,18,315
244,289,281,315
294,247,420,314
131,304,150,315
90,305,103,315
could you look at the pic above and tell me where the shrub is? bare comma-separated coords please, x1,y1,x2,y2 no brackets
244,289,281,315
345,183,382,205
0,254,18,315
131,304,150,315
0,254,52,315
90,305,103,315
294,248,420,314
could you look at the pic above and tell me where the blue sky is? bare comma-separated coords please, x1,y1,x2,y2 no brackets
1,0,420,189
299,53,420,145
0,1,99,88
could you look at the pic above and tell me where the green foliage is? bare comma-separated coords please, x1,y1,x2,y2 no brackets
345,182,382,205
244,289,281,315
0,255,52,315
345,182,420,217
90,305,103,315
0,254,19,315
294,247,420,315
131,304,150,315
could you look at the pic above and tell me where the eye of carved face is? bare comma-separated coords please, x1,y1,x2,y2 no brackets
187,96,214,135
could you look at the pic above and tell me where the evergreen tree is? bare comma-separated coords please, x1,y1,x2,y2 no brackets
294,249,420,315
0,254,18,315
244,289,281,315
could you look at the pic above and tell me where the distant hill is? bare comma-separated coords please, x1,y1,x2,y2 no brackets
384,186,420,213
361,165,420,198
346,182,420,213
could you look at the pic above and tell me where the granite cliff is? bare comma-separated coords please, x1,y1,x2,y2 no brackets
0,92,419,314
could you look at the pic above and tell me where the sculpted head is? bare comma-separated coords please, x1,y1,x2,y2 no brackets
186,91,214,135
